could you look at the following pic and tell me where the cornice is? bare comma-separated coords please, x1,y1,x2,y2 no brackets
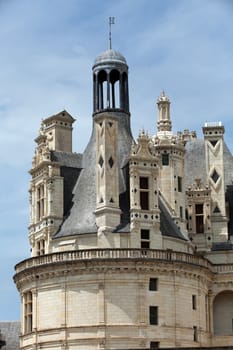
14,249,214,290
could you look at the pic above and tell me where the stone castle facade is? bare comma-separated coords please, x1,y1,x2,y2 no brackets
14,48,233,349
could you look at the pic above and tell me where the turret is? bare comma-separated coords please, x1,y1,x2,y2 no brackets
157,90,172,133
153,91,187,234
91,49,133,242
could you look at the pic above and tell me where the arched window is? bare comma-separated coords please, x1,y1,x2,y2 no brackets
213,291,233,335
110,69,120,108
97,70,107,110
122,72,128,110
94,68,129,113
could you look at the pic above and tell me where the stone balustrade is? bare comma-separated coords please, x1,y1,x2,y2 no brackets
14,248,218,273
14,248,233,275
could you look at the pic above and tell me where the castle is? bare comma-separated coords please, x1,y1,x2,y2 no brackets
14,47,233,349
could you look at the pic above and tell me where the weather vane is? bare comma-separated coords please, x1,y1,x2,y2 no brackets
109,17,115,50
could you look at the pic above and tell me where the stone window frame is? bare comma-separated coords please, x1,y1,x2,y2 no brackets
149,278,158,291
149,306,158,325
141,229,150,249
36,183,45,221
192,294,197,310
24,291,33,334
162,153,169,166
36,239,45,256
178,176,182,192
139,176,149,210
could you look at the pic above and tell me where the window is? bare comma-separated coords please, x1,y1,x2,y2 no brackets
195,204,204,233
150,342,159,349
193,326,198,342
141,229,150,249
150,306,158,325
36,239,45,256
205,294,208,331
162,153,169,166
24,292,33,334
178,176,182,192
139,177,149,210
149,278,158,291
36,184,45,220
180,206,183,219
192,295,197,310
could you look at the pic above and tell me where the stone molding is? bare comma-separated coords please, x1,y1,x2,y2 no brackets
13,248,226,289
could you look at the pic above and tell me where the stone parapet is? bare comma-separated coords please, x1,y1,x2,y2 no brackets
15,248,213,274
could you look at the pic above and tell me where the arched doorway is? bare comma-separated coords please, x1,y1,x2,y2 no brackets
213,290,233,335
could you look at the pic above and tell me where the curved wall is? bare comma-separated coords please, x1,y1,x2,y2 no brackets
14,249,213,349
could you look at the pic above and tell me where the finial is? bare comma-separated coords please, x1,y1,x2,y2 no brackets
109,17,115,50
157,89,170,103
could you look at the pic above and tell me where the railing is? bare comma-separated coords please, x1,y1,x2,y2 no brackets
212,264,233,274
204,121,222,127
15,248,213,274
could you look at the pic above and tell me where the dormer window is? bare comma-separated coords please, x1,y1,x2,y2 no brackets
162,153,169,166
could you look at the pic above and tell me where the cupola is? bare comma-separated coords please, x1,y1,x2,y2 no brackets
92,49,129,114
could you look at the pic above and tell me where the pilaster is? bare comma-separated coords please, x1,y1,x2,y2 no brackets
95,113,121,234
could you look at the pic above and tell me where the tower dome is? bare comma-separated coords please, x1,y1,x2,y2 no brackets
92,48,129,114
93,49,127,67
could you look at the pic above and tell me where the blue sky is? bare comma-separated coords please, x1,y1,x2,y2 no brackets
0,0,233,320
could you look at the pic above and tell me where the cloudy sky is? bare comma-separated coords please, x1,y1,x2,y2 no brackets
0,0,233,320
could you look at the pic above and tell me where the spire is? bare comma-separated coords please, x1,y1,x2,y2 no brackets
109,17,115,50
157,90,172,132
157,90,170,103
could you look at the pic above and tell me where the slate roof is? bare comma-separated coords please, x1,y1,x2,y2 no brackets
52,134,233,244
54,111,134,238
185,138,233,189
0,322,20,350
184,138,206,188
159,196,187,241
51,151,82,168
185,137,233,250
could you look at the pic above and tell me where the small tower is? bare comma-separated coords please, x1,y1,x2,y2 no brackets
157,90,172,133
154,91,187,234
202,122,228,242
